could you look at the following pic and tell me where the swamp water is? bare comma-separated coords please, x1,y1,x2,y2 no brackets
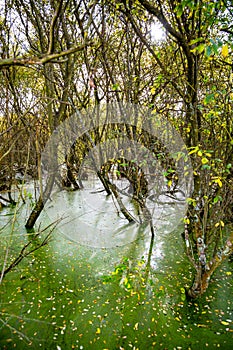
0,182,232,349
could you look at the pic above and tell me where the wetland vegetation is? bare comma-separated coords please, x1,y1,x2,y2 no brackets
0,0,233,348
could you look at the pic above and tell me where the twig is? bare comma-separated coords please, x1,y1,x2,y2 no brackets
0,217,63,282
0,42,93,68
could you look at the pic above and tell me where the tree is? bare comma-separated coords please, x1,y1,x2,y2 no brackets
110,0,233,297
0,0,94,226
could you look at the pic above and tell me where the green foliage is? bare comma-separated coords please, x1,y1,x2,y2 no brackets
101,256,167,295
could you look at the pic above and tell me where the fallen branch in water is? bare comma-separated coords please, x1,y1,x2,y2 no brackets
0,218,63,283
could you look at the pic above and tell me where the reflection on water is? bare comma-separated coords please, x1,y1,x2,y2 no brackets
44,178,187,248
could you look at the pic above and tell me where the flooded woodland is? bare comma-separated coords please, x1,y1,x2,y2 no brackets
0,179,232,349
0,0,233,349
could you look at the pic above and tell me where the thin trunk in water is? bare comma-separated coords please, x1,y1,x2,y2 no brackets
25,173,55,229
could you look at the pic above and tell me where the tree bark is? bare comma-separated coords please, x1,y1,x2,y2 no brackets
25,173,55,229
188,233,233,298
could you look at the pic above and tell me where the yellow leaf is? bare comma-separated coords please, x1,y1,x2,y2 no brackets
214,178,222,187
201,157,209,164
184,217,190,224
226,271,232,276
222,45,228,58
167,180,172,187
215,222,220,228
189,147,199,155
150,87,156,94
175,317,181,322
96,327,101,334
220,220,224,227
134,322,139,330
221,321,230,326
198,150,203,157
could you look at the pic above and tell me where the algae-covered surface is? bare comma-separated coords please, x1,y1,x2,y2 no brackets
0,188,232,349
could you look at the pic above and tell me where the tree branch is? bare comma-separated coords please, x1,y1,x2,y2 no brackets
138,0,183,41
0,42,92,69
0,218,63,282
137,0,192,60
47,0,64,54
117,3,184,99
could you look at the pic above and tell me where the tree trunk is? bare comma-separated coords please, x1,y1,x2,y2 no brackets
187,266,210,298
25,173,55,229
188,234,233,298
25,63,57,229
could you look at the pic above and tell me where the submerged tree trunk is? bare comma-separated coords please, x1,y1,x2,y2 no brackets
187,232,233,298
187,265,209,299
25,173,55,229
26,62,58,229
108,182,136,223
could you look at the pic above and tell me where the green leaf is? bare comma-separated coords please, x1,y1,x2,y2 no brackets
189,37,204,45
204,93,215,104
201,164,211,170
112,83,120,91
206,45,212,57
196,43,206,53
